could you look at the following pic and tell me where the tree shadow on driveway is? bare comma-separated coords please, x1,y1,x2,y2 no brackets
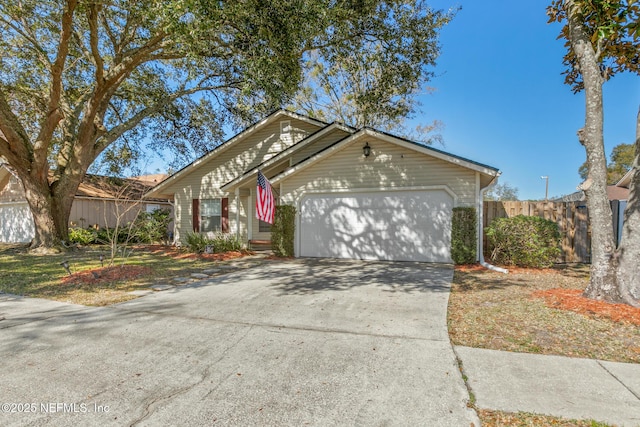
248,258,454,295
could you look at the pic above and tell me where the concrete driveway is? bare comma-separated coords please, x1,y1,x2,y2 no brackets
0,258,478,426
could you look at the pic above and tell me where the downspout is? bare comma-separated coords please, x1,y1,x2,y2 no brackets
479,176,509,274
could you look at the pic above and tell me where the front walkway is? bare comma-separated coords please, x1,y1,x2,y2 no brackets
456,346,640,426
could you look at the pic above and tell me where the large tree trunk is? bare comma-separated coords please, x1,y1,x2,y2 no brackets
20,172,80,252
614,108,640,304
564,0,638,305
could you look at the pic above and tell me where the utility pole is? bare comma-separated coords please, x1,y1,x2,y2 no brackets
540,176,549,202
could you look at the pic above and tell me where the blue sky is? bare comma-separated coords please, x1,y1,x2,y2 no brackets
418,0,639,200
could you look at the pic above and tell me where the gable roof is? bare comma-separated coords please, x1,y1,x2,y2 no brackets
269,127,500,185
145,109,327,198
220,122,355,191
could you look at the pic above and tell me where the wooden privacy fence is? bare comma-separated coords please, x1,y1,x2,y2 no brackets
483,201,591,263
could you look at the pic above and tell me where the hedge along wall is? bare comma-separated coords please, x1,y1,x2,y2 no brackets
451,207,477,264
271,205,296,257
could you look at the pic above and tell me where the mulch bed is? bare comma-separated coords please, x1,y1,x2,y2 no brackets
533,288,640,326
61,265,153,286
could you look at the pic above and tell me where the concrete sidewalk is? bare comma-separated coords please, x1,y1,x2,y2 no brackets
456,346,640,426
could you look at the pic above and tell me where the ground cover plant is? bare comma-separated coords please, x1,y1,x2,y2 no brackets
0,244,250,306
448,264,640,364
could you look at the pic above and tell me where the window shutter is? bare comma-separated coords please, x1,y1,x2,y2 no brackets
192,199,200,232
221,198,229,233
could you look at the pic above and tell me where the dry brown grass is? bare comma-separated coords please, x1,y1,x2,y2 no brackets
478,409,612,427
448,264,640,363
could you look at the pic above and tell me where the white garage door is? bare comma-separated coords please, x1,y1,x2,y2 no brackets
299,190,453,262
0,202,35,243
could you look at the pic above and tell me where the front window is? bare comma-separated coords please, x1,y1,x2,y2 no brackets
201,199,221,232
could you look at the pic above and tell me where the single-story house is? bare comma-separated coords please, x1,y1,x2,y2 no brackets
146,110,500,263
0,165,171,243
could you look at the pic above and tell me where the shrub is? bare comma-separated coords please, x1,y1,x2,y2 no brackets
95,227,133,245
486,215,561,268
451,207,477,264
271,205,296,257
184,231,209,253
134,208,172,243
68,227,97,245
183,231,244,253
209,232,244,253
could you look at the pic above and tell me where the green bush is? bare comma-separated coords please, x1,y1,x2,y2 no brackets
183,231,244,253
271,205,296,257
68,227,97,245
96,227,134,244
486,215,561,268
184,232,209,253
451,207,477,264
134,208,172,243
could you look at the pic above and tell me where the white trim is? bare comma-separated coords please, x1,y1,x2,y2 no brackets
0,200,29,207
234,188,241,238
248,188,253,240
293,186,459,258
145,110,325,198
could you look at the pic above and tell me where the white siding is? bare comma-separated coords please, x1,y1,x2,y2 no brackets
280,136,477,206
168,118,320,243
0,202,34,243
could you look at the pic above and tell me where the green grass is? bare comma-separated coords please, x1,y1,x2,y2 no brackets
0,244,232,305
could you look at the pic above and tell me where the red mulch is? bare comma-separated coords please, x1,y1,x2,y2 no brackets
61,265,153,286
533,288,640,326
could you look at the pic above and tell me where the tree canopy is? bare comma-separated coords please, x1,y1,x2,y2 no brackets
484,181,519,201
578,142,634,183
288,0,456,143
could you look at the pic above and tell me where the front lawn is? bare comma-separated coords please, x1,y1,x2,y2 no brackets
448,264,640,364
0,244,250,306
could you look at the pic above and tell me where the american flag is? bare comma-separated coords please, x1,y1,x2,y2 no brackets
256,170,275,224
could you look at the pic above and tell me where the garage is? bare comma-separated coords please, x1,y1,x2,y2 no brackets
299,190,453,263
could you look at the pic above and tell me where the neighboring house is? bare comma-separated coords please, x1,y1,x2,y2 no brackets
555,176,631,203
0,166,171,243
146,110,500,263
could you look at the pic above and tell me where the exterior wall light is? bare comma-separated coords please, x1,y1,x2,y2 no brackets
363,142,371,157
